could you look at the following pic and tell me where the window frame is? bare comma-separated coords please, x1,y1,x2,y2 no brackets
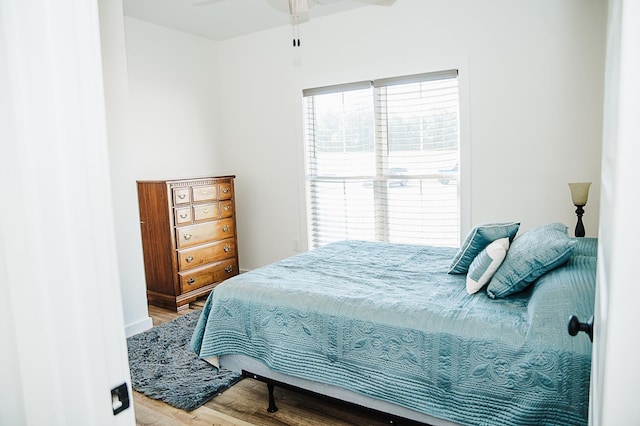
296,66,470,251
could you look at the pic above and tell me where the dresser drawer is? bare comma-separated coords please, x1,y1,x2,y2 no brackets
175,218,235,249
193,203,218,222
173,187,191,205
220,200,233,218
177,238,236,270
192,184,217,203
219,182,233,200
174,207,192,225
178,259,239,293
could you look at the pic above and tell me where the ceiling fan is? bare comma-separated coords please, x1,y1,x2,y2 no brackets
192,0,396,47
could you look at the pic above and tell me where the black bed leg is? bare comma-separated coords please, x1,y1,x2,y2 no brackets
267,383,278,413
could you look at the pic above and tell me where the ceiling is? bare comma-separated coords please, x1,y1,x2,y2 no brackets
123,0,377,41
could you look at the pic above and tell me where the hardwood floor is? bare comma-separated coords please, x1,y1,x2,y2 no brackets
133,300,414,426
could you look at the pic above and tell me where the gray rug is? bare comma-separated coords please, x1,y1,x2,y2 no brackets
127,310,242,411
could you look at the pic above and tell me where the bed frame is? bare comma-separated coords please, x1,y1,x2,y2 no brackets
219,354,460,426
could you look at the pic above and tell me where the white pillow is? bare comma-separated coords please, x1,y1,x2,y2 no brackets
466,237,510,294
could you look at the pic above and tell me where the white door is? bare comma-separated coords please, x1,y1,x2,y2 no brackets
590,0,640,424
0,0,135,424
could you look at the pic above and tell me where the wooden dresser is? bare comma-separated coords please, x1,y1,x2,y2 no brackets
136,176,239,311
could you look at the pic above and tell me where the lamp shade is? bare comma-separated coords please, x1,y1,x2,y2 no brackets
568,182,591,206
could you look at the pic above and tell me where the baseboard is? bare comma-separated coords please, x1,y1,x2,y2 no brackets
125,316,153,337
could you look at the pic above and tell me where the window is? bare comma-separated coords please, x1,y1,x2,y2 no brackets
303,70,460,248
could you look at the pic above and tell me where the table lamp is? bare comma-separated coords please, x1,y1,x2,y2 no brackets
568,182,591,237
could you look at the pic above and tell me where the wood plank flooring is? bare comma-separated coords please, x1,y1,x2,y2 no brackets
133,300,411,426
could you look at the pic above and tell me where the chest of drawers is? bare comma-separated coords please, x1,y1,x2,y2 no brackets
137,176,239,311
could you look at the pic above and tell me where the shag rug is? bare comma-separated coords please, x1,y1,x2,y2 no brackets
127,310,242,411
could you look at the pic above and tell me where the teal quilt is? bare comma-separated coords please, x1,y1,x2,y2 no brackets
191,239,596,425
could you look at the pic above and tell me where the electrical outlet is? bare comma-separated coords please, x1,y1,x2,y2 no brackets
292,239,300,252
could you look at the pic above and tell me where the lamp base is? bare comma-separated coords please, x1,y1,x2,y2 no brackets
574,205,585,237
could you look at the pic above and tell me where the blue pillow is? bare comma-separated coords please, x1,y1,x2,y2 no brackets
486,223,577,299
448,222,520,274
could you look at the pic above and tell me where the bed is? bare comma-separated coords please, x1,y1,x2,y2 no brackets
191,223,596,425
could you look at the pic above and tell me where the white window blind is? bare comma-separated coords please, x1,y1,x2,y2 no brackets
303,70,460,248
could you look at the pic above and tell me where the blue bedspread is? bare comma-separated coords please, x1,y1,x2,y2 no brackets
191,239,596,425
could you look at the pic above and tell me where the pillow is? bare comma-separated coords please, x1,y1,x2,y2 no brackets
448,222,520,274
486,223,577,299
466,237,510,294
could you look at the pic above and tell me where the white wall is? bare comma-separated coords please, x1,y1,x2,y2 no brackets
102,6,152,339
119,0,607,331
117,18,228,334
217,0,607,269
125,18,226,178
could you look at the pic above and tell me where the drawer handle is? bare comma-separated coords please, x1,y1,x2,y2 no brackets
187,278,195,285
178,194,186,199
186,255,194,263
201,189,208,194
222,225,229,232
225,265,233,273
203,208,209,214
183,233,192,240
223,205,230,211
223,244,231,252
222,187,229,194
180,213,188,219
